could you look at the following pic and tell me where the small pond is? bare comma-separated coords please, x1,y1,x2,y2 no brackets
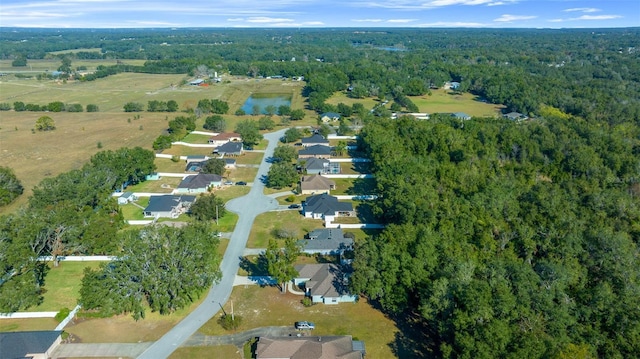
241,93,292,115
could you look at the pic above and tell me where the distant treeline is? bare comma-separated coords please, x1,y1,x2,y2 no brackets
3,101,98,112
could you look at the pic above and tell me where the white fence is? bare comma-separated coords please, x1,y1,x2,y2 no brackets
171,142,216,148
327,135,357,140
324,174,374,179
325,223,386,229
329,158,371,163
335,195,378,200
0,311,57,319
128,220,154,225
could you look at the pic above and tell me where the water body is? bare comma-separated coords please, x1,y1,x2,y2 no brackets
241,93,292,115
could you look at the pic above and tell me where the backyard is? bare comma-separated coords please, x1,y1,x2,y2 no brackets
247,211,323,248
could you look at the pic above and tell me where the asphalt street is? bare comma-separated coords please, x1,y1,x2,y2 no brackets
137,128,287,359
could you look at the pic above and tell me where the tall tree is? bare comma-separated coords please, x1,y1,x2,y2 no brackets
264,238,300,293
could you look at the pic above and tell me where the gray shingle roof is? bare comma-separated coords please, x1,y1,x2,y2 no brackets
299,145,332,156
301,133,329,145
304,194,353,215
177,173,222,190
298,228,353,252
0,331,61,359
216,141,243,154
144,195,196,212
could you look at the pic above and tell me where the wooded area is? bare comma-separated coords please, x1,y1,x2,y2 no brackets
351,115,640,358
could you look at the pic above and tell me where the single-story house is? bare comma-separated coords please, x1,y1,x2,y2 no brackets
214,142,243,156
504,111,528,122
299,174,336,195
189,79,204,86
301,133,329,147
143,195,196,218
298,158,341,175
320,112,341,123
256,335,364,359
452,112,471,121
303,193,355,222
117,191,138,205
224,158,237,168
175,173,222,193
297,228,353,256
293,263,358,305
298,145,332,159
0,330,62,359
208,132,242,146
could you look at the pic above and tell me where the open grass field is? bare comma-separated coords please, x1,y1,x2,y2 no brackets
409,89,504,117
0,110,170,215
27,261,104,312
225,167,258,183
326,88,504,118
235,151,264,165
198,285,399,359
0,73,306,216
247,211,323,248
0,59,147,73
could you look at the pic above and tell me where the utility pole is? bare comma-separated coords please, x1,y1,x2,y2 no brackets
216,205,219,225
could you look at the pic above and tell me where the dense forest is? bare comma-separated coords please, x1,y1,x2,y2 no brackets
1,27,639,356
352,114,640,358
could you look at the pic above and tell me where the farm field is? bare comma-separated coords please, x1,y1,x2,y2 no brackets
0,73,300,215
198,285,400,359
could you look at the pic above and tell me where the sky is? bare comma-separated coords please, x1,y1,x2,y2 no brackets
1,0,639,29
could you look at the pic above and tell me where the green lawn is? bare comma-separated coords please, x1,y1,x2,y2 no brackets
235,151,264,165
408,89,504,117
0,318,59,332
198,286,400,359
27,261,103,312
226,167,258,183
181,133,213,143
247,211,322,248
119,197,149,220
125,178,182,193
155,158,191,173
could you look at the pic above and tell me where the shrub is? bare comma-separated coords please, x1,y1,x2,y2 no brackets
285,195,296,203
301,297,313,307
86,104,99,112
218,314,243,331
55,307,71,322
171,155,180,162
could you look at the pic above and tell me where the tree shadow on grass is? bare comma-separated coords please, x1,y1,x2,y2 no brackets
355,202,381,224
346,178,377,196
239,255,269,277
363,298,439,359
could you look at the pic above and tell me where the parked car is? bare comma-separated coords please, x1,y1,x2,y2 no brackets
235,181,247,186
295,321,315,330
288,204,301,209
224,180,234,185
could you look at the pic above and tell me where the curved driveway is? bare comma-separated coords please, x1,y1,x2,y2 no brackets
138,129,287,359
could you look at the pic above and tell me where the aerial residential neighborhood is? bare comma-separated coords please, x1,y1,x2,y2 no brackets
1,23,639,359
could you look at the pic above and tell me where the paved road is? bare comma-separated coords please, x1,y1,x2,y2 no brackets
183,326,296,347
137,129,287,359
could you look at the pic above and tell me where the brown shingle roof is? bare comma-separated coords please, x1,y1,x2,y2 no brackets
256,336,362,359
300,175,335,192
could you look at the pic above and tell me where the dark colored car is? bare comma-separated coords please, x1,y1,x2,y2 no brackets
235,181,247,186
288,204,301,209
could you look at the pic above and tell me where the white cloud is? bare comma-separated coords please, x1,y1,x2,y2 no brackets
572,15,622,20
494,14,536,22
563,7,600,13
387,19,416,23
353,0,517,10
226,18,244,22
352,19,384,22
246,17,294,23
417,21,487,27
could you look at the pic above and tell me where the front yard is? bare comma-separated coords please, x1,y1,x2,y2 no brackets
247,211,323,248
198,285,399,359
